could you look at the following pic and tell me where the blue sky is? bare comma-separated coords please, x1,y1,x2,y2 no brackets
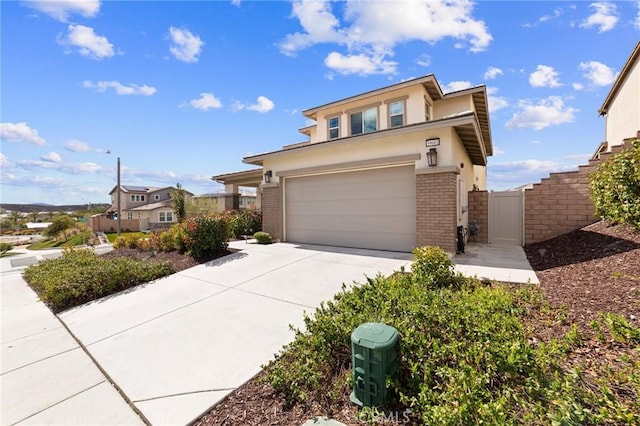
1,0,639,205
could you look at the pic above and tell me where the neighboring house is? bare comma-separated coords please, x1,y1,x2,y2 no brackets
91,185,193,232
214,74,492,253
598,41,640,152
195,191,258,211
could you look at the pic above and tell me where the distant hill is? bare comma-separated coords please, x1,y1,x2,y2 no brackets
0,203,111,213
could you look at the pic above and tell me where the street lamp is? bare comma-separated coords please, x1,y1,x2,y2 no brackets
106,150,121,236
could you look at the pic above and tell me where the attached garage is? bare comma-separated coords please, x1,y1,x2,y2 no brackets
284,165,416,252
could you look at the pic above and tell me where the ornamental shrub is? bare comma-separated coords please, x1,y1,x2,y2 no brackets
229,209,262,238
23,248,171,312
411,245,456,287
590,139,640,229
158,223,187,252
253,231,272,244
183,214,230,259
0,242,12,256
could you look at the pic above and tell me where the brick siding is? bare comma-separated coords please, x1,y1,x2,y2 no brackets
524,139,632,244
416,172,457,253
467,190,488,243
261,185,282,241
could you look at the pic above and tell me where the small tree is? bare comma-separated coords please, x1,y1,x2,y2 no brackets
590,139,640,229
29,211,40,222
0,242,12,256
45,215,76,241
170,182,187,223
9,211,23,228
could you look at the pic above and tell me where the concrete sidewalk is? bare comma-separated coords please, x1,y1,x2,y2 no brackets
453,243,539,284
1,268,144,425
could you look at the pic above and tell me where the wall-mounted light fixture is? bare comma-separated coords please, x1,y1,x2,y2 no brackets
427,148,438,167
264,170,273,183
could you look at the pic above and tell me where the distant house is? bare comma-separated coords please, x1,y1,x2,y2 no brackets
90,185,193,232
598,41,640,151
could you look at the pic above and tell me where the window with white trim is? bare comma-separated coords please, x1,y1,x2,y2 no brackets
154,194,160,201
159,211,173,222
127,212,133,220
425,100,432,122
350,107,377,135
389,101,405,128
130,195,146,202
328,116,340,139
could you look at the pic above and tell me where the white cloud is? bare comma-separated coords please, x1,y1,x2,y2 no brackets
506,96,577,130
83,80,156,96
168,27,204,63
483,66,503,80
416,54,431,67
523,6,564,27
0,122,47,146
572,82,585,91
18,159,104,174
231,0,241,6
0,153,11,168
442,80,473,93
579,61,618,86
324,51,397,75
531,140,541,145
23,0,100,22
279,0,492,76
486,86,508,113
233,96,275,113
188,92,223,110
58,24,115,59
529,65,562,88
493,146,505,155
42,152,62,163
635,2,640,29
64,139,103,153
580,2,619,32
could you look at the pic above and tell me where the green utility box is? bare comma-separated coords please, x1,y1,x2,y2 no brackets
350,322,399,407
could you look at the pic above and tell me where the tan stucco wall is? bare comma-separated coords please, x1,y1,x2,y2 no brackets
311,85,429,142
605,58,640,150
433,96,473,120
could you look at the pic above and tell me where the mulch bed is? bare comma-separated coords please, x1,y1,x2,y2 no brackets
100,248,232,273
193,221,640,426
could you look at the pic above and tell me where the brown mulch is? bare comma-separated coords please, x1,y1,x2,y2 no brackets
100,247,232,273
195,221,640,426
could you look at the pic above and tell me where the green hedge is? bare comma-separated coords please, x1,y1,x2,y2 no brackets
590,139,640,229
23,248,171,312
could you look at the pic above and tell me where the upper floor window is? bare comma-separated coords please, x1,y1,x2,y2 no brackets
425,100,432,122
328,116,340,139
154,194,160,201
389,101,405,128
350,107,377,135
127,212,133,220
130,195,145,202
159,211,173,222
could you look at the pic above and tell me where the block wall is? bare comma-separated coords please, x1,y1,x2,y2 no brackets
467,190,488,243
261,185,282,241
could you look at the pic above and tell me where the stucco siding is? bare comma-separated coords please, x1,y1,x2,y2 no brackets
606,58,640,150
433,96,472,120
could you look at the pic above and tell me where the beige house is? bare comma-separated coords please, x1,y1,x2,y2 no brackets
598,41,640,151
194,190,258,211
214,74,492,252
91,185,193,232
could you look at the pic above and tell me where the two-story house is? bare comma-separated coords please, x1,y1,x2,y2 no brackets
213,74,492,252
95,185,193,232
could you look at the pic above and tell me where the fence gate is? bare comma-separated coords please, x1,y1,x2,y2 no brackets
488,190,524,246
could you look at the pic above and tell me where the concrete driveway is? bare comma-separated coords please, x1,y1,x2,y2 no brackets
57,241,412,425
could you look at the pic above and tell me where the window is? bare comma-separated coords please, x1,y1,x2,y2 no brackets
159,211,173,222
389,101,405,127
350,107,377,135
154,194,160,201
328,116,340,139
130,195,146,202
425,101,432,121
127,212,133,220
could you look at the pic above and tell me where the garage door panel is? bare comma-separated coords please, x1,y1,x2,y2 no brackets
284,166,416,252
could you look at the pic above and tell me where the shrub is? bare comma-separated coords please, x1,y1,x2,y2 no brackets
590,139,640,229
229,210,262,238
22,248,171,312
0,242,12,256
183,214,230,259
113,233,144,249
411,245,457,287
158,223,187,252
253,231,272,244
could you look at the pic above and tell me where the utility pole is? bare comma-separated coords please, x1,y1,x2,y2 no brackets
117,156,121,236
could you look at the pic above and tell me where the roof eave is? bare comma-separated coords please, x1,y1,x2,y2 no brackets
599,41,640,115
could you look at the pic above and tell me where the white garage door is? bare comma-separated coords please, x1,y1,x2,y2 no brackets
284,165,416,252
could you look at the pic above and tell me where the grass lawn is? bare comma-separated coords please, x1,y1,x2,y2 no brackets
27,232,93,250
0,251,21,257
